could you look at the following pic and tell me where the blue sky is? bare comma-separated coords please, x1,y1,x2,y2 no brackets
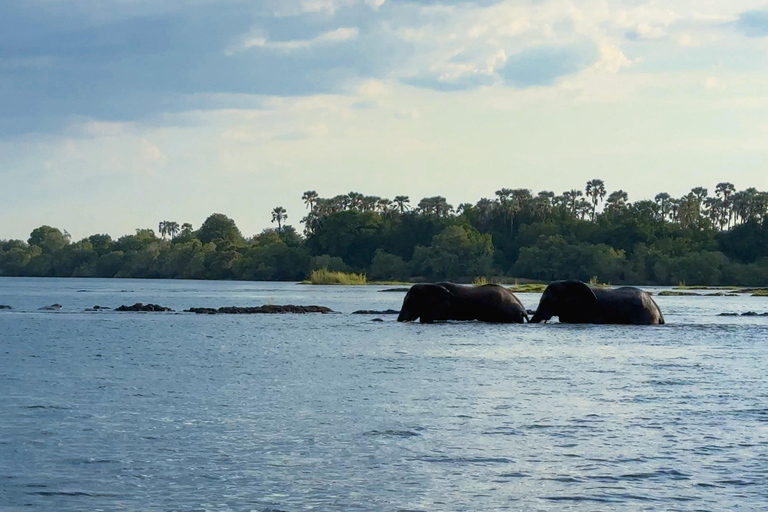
3,0,768,239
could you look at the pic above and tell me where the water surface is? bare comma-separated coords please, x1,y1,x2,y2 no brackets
1,277,767,511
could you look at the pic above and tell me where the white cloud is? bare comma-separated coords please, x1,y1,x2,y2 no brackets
233,27,359,54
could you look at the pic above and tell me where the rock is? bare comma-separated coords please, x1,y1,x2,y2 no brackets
718,311,768,317
742,311,759,316
184,305,334,315
85,305,111,312
115,303,173,312
351,309,400,315
0,305,11,310
379,288,410,293
39,304,62,311
526,309,536,317
371,318,384,322
718,312,739,316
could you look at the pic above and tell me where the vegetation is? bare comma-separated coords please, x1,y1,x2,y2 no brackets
2,180,768,285
307,269,367,285
507,283,547,293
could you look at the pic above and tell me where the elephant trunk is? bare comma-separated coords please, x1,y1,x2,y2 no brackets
529,308,551,323
397,307,416,322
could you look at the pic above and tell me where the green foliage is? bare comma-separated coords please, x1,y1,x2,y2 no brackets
3,180,768,284
308,268,367,285
28,225,70,254
369,250,410,281
310,254,349,273
421,225,494,280
197,213,243,245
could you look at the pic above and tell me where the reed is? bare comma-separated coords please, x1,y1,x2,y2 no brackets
308,268,367,285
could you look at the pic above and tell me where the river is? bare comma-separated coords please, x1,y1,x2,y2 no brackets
1,277,767,511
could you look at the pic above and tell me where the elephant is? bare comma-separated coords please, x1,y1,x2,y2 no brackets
529,280,664,325
397,282,528,323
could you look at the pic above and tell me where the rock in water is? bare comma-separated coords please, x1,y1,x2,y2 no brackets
351,309,400,315
115,303,173,312
39,304,62,311
185,305,334,314
0,305,11,310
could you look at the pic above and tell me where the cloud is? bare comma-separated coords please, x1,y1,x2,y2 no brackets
735,10,768,37
4,0,768,137
236,27,359,53
501,43,599,88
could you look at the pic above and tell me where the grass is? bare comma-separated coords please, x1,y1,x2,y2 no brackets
752,289,768,297
473,276,490,286
306,268,368,285
674,284,740,290
588,276,611,288
507,283,547,293
658,290,701,296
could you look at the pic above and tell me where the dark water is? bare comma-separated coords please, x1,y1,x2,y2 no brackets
1,277,768,511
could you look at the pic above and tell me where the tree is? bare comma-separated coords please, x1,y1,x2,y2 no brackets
654,192,671,221
28,226,70,254
271,207,287,232
167,222,180,239
302,190,318,211
393,196,411,214
585,179,606,221
197,213,243,245
715,182,736,229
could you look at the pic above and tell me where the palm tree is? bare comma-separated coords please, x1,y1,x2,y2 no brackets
362,196,380,212
715,182,736,229
562,190,583,216
377,198,393,216
302,190,318,211
533,191,554,219
585,179,606,221
347,192,364,211
604,190,629,217
158,221,169,240
167,221,180,239
271,207,287,232
654,192,671,222
456,203,474,215
393,196,410,214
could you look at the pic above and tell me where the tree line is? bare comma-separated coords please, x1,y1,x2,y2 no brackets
2,180,768,285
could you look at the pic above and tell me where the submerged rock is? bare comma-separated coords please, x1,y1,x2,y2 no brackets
115,303,173,312
185,305,334,315
352,309,400,315
85,305,111,312
0,305,11,310
718,311,768,317
379,288,410,293
39,304,62,311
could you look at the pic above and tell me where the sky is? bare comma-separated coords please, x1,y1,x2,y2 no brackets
2,0,768,241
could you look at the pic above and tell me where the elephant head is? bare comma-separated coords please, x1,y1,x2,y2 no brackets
529,280,600,323
397,283,453,323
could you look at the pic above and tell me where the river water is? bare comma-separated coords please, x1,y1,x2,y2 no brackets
1,277,767,511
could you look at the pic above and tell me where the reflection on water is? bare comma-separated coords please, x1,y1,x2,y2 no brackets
1,277,767,511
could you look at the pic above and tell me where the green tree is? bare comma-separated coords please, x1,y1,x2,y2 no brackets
271,207,287,232
28,226,70,254
197,213,243,245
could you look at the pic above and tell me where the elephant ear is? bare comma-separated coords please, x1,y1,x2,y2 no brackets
422,284,453,320
559,280,599,319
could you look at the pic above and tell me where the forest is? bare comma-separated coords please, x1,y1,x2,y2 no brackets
2,180,768,285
